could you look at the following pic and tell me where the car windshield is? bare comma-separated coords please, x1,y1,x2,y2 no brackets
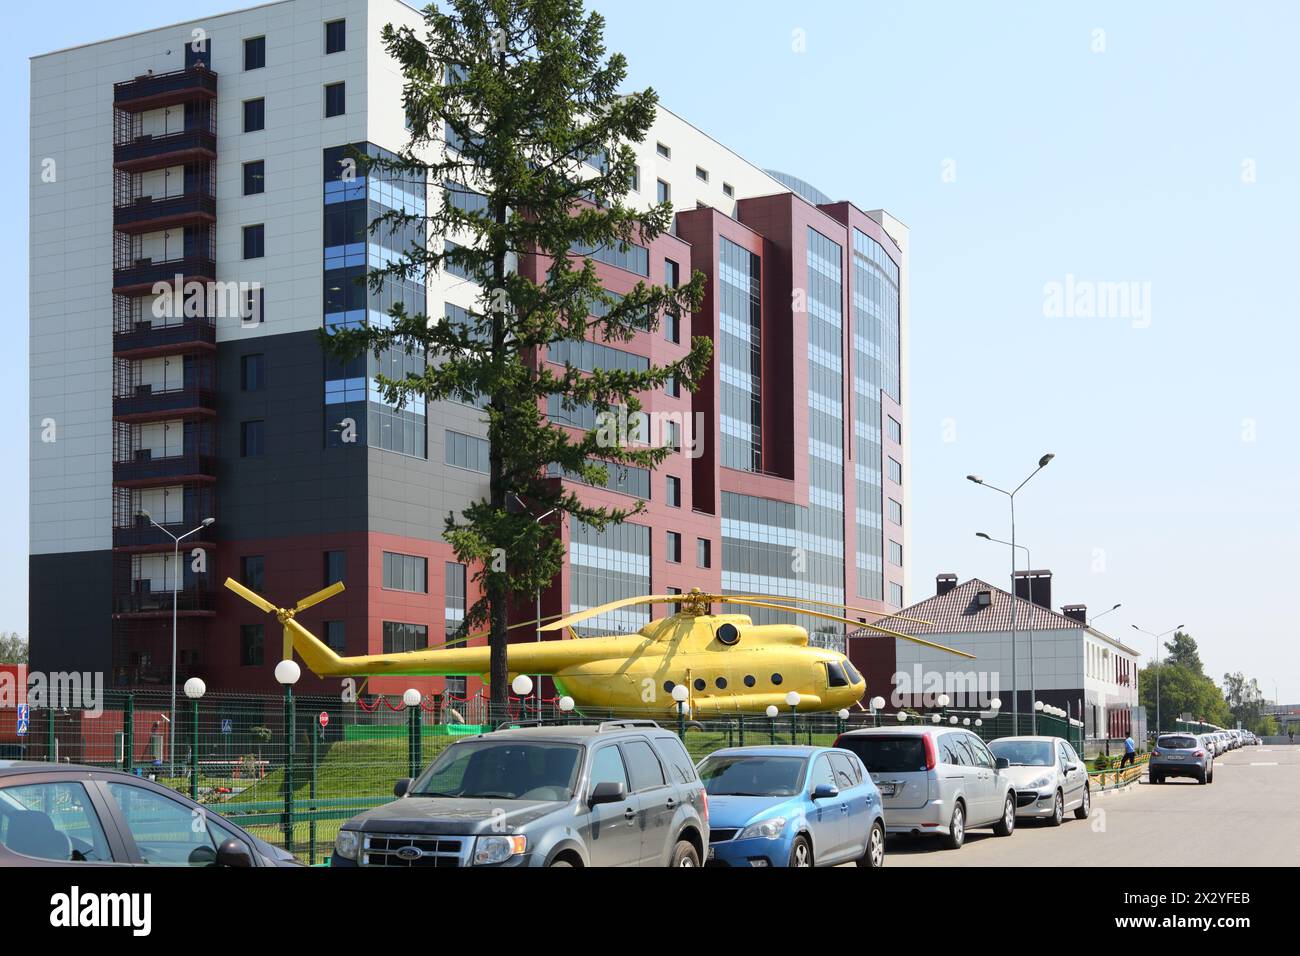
697,755,807,797
1157,736,1198,750
837,736,927,773
989,740,1054,766
409,741,582,801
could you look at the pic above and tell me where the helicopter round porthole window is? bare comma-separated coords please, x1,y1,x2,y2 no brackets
715,623,740,645
662,681,674,694
744,675,756,687
771,673,784,685
693,678,706,692
715,677,727,690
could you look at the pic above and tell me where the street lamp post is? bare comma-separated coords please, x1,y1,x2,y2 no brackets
968,453,1054,734
139,510,213,778
976,531,1038,732
274,658,301,852
1132,623,1183,735
1090,603,1122,625
786,691,801,745
183,677,205,801
672,684,689,739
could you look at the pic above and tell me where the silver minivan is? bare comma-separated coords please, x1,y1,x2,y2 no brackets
835,726,1016,850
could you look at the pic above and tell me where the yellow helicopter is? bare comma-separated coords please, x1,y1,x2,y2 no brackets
224,579,974,717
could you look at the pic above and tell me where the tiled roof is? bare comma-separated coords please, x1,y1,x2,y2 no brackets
862,578,1098,638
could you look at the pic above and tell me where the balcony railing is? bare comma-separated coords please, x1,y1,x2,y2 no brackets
113,66,218,111
114,128,217,170
114,193,216,233
114,317,216,357
113,256,215,294
113,451,217,485
114,587,216,615
112,514,216,551
113,385,216,420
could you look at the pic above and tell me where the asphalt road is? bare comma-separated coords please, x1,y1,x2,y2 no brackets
882,744,1299,866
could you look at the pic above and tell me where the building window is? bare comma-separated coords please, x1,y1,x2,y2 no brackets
888,498,903,525
243,160,265,196
325,19,346,54
695,166,709,183
243,287,264,324
657,179,670,205
723,182,735,198
888,456,903,484
242,224,265,260
445,430,490,473
240,624,264,666
666,375,680,398
324,550,346,586
664,259,680,343
240,420,264,457
324,621,346,653
888,539,903,567
697,538,712,569
666,531,682,563
240,555,264,592
630,165,640,191
656,142,671,159
324,82,346,117
243,98,265,133
666,475,681,508
445,562,467,641
382,552,428,593
888,415,902,444
889,582,904,607
382,621,428,654
243,36,265,71
241,353,264,391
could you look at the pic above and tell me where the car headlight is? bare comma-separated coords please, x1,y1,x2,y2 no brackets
473,834,527,865
334,829,360,861
738,816,788,840
1027,776,1053,790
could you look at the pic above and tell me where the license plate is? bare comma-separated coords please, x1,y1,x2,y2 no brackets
1166,754,1183,760
879,783,897,796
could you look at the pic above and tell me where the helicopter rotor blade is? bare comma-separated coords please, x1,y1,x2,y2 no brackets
734,599,977,660
721,595,934,627
439,613,569,650
539,595,697,632
223,577,278,615
293,581,346,613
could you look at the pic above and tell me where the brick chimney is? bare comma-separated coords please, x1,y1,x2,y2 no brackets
936,573,958,597
1013,569,1052,610
1062,604,1087,624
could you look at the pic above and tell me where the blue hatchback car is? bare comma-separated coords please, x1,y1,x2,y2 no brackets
697,745,885,867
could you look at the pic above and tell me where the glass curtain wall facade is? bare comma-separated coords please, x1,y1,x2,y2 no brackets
718,237,762,472
850,228,900,602
569,520,651,636
323,143,428,456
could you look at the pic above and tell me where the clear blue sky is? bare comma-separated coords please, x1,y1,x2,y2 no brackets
6,2,1297,702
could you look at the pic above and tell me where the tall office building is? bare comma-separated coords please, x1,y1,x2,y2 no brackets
29,0,908,696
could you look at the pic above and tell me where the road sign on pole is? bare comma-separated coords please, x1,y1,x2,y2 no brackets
16,704,29,736
318,711,329,729
220,718,232,735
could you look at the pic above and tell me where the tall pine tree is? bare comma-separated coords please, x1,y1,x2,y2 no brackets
323,0,710,715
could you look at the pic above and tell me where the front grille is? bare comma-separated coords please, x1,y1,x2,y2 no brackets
362,833,466,867
709,828,740,844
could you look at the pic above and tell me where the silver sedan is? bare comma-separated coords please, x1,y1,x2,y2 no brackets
987,736,1091,826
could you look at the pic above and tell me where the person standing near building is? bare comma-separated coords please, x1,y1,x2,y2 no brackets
1121,733,1136,768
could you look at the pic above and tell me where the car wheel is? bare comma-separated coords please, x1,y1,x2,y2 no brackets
1197,770,1208,785
549,859,574,867
1047,789,1064,827
992,793,1015,836
788,834,813,868
943,801,966,849
1208,769,1214,784
669,840,700,867
858,820,886,868
1075,785,1091,820
1150,773,1161,784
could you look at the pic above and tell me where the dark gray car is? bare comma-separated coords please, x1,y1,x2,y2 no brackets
1149,733,1213,784
332,720,708,867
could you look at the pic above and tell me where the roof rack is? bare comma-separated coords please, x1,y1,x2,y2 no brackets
596,719,661,732
494,719,545,731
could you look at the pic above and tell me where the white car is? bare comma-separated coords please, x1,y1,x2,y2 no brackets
988,736,1091,826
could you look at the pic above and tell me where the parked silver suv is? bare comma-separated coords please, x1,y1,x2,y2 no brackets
835,726,1017,849
332,720,708,867
1149,733,1213,785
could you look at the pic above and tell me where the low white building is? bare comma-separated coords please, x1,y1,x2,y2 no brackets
860,573,1141,741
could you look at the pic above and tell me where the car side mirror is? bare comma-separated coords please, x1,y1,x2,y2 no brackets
811,783,839,800
589,780,627,806
215,838,254,868
393,778,412,798
995,757,1010,771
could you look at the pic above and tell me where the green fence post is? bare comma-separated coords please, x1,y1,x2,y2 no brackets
738,715,745,748
46,704,56,764
310,720,318,867
283,686,295,854
407,701,421,780
124,693,135,773
189,696,200,802
790,707,797,746
806,714,813,746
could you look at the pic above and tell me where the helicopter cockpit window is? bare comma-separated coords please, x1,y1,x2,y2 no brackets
825,661,849,688
843,660,863,684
